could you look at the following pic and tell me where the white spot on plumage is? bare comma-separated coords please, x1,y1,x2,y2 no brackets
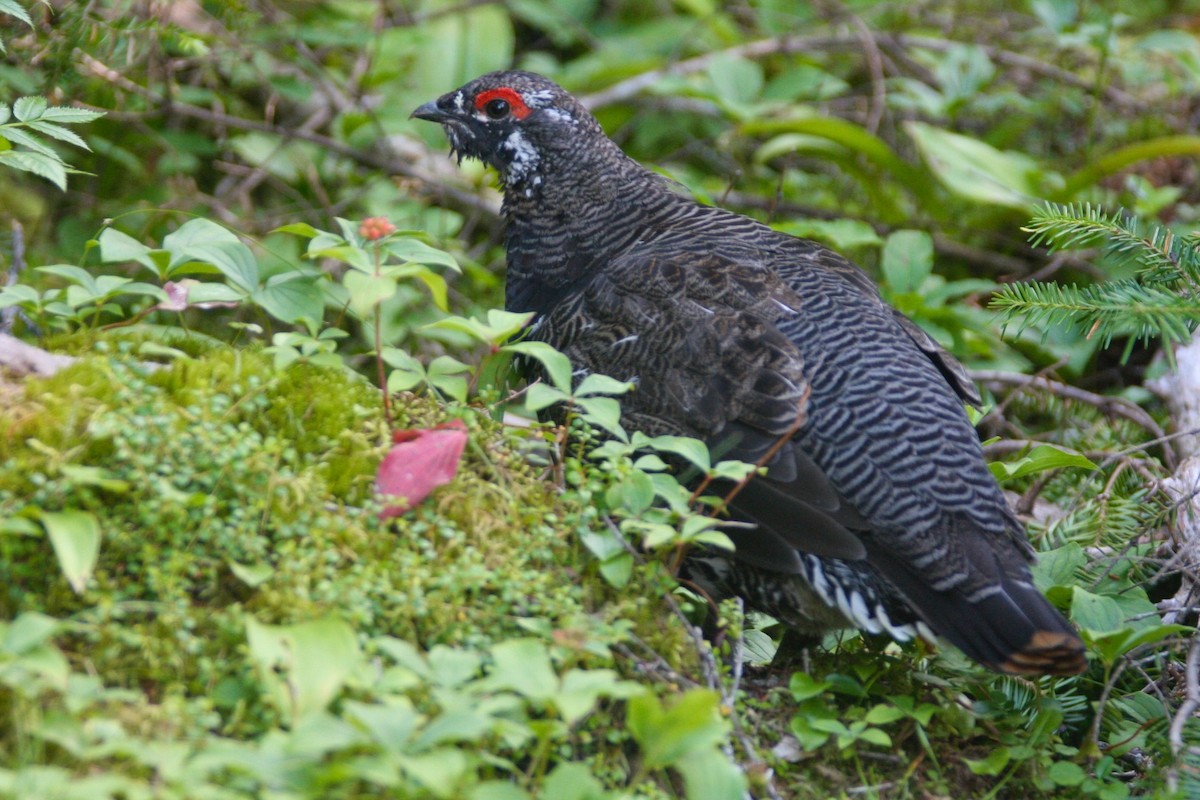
501,129,540,187
613,334,639,347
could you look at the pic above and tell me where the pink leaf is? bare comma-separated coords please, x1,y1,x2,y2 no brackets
376,420,468,518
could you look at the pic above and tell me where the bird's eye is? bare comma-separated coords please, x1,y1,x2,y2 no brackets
484,98,510,119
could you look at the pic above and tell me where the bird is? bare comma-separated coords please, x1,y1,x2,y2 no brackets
412,70,1087,676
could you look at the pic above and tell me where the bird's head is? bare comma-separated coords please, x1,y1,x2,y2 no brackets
411,71,602,196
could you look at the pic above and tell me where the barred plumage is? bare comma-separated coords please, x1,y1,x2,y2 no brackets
414,70,1087,676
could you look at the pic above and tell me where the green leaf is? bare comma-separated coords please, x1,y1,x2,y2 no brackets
386,236,461,272
0,149,66,190
1030,543,1085,590
37,510,100,594
1048,761,1086,787
881,230,934,293
675,748,748,800
397,748,468,800
963,747,1010,776
428,309,533,345
537,763,607,800
575,373,633,397
627,690,728,769
607,470,655,515
524,383,569,413
427,355,471,402
13,96,47,122
271,222,321,238
2,612,59,655
789,672,832,701
343,270,397,319
253,275,325,324
576,396,626,439
25,120,88,150
503,341,572,392
228,561,273,588
0,1,34,27
163,219,259,291
641,435,711,472
906,121,1044,209
1070,587,1125,634
244,615,360,725
988,444,1096,482
97,228,163,275
486,639,558,701
37,106,105,124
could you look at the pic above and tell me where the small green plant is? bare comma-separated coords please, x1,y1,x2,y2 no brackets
0,96,103,190
992,203,1200,361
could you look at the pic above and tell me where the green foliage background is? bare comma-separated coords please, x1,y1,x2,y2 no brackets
2,0,1200,798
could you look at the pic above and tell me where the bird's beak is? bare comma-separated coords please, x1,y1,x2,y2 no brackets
411,100,452,122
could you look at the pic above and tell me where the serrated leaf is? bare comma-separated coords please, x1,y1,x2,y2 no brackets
25,120,88,150
0,125,56,157
13,96,47,122
0,149,66,189
0,0,33,27
37,106,105,124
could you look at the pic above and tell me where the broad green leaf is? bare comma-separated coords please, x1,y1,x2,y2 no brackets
38,510,100,594
675,749,748,800
428,355,471,402
244,615,360,725
881,230,934,293
789,672,832,701
988,444,1096,482
503,341,573,392
469,781,533,800
524,382,569,413
1070,587,1125,634
538,763,606,800
906,121,1044,209
37,264,98,292
640,434,711,472
2,612,59,655
963,747,1011,776
386,236,461,272
607,470,655,515
1030,542,1085,589
397,749,468,800
163,220,258,291
343,270,397,318
1048,761,1086,786
576,396,626,439
253,275,324,324
428,309,533,345
627,689,728,769
486,639,557,701
271,222,321,238
741,115,916,180
97,228,163,275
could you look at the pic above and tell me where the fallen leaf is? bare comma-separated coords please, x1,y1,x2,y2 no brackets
376,419,468,518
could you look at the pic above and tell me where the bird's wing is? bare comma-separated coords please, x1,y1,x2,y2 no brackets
534,247,868,561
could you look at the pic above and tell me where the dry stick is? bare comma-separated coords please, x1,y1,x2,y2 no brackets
972,369,1175,468
76,52,502,223
581,30,1140,111
1167,635,1200,794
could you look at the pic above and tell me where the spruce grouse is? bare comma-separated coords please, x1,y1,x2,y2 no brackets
413,70,1087,676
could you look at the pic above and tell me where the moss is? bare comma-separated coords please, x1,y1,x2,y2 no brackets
0,341,693,739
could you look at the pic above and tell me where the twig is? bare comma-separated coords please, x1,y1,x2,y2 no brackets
75,52,502,224
972,369,1175,468
1167,635,1200,794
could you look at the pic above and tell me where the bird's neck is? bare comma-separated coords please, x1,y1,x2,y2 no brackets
501,151,681,316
